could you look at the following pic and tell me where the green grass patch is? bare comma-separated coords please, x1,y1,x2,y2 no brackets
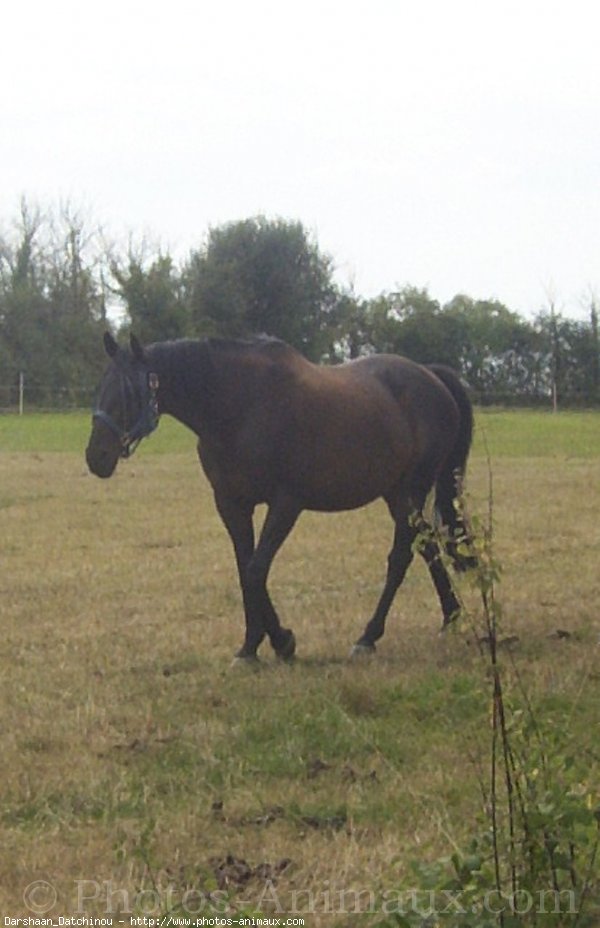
0,411,197,453
474,407,600,457
2,407,599,457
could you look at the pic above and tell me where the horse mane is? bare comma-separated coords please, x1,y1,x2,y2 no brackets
146,334,300,419
149,333,293,365
204,333,296,357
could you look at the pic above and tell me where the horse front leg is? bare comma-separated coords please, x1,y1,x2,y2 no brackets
213,493,266,661
244,491,302,661
214,490,301,662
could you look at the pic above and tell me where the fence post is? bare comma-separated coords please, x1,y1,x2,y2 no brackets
19,372,24,415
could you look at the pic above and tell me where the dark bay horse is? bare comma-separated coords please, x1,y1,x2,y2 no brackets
86,332,474,662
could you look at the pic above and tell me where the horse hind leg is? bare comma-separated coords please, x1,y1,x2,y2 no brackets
352,510,415,656
414,513,462,629
434,471,477,572
351,496,461,659
412,464,463,626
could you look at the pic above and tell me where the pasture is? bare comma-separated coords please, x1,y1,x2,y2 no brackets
0,409,599,922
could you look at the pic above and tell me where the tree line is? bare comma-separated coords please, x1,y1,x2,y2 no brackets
1,200,598,407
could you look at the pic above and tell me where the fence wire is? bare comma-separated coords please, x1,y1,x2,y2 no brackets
0,381,593,412
0,382,97,412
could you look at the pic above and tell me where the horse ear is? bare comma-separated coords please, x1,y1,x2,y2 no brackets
130,334,147,364
104,331,119,358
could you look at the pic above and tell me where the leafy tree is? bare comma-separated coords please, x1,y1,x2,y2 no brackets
328,290,370,360
112,251,188,344
445,295,542,399
535,310,600,405
44,207,108,396
0,200,107,405
184,216,339,360
361,286,464,367
389,287,464,366
0,201,52,392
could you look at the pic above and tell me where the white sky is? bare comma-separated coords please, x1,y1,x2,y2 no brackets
2,0,599,318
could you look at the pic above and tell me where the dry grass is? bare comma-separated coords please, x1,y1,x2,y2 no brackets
1,414,599,920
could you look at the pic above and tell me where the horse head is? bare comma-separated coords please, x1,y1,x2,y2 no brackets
85,332,160,478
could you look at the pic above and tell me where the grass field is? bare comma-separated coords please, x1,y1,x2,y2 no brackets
0,409,599,923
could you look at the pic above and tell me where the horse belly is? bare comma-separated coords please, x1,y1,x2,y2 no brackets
285,425,406,512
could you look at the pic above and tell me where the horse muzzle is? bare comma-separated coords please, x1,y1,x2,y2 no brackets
85,441,119,478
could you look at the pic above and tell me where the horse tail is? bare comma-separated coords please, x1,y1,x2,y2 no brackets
427,364,476,571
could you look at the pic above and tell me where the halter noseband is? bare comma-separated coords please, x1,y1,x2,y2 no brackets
93,368,160,459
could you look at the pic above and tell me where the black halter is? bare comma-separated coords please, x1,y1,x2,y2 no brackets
93,368,160,459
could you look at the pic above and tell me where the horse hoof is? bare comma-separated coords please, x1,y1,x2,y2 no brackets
276,629,296,662
350,642,376,660
230,654,261,671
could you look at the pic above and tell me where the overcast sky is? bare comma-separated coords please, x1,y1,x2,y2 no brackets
2,0,599,318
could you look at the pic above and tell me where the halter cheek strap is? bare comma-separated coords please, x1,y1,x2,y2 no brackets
93,370,160,458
